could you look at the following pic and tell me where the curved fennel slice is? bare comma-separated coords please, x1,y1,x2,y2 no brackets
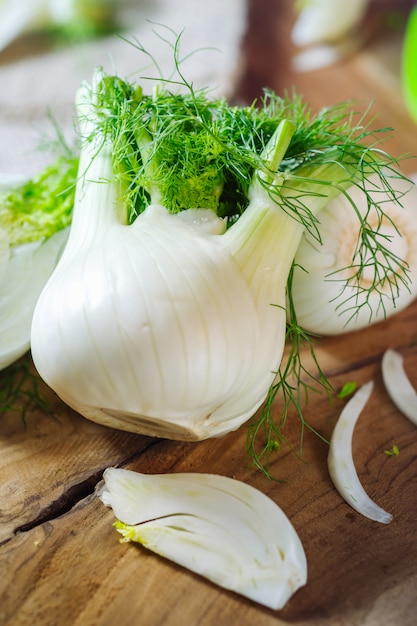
382,349,417,426
327,381,393,524
98,468,307,610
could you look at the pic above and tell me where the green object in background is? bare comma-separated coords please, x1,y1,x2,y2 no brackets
402,5,417,123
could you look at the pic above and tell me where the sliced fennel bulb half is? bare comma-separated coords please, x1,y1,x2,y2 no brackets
0,156,77,371
98,468,307,610
0,229,68,370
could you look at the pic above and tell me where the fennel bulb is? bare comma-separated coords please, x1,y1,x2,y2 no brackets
30,116,297,439
290,174,417,334
291,0,370,47
291,0,370,71
98,468,307,610
30,65,407,443
0,157,77,370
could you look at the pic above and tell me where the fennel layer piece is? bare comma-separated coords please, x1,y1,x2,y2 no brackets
98,467,307,610
327,381,393,524
382,349,417,426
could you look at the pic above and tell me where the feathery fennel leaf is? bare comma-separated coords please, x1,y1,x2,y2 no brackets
0,355,54,425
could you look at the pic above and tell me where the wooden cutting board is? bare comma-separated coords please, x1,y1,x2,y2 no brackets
1,2,416,625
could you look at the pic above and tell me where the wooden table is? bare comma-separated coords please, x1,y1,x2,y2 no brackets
1,2,416,624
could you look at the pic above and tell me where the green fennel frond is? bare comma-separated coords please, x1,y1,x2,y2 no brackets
0,355,54,425
246,266,332,479
337,381,357,398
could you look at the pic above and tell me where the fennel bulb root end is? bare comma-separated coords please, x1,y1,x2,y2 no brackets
66,403,255,441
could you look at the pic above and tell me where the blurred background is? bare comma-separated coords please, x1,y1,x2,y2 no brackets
0,0,415,175
240,0,417,171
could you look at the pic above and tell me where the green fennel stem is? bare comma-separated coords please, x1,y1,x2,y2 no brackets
224,119,304,287
59,80,127,262
224,130,363,303
64,137,121,255
257,120,295,187
134,125,164,206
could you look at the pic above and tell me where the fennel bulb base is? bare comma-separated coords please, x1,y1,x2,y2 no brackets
61,397,267,441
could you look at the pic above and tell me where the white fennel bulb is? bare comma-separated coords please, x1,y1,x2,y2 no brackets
30,67,404,441
327,381,393,524
290,174,417,335
291,0,370,47
98,467,307,610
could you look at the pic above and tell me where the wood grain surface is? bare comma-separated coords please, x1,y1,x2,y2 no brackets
1,1,417,625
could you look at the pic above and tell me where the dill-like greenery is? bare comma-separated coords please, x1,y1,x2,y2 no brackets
0,355,53,425
246,266,333,479
0,152,78,246
93,72,402,228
